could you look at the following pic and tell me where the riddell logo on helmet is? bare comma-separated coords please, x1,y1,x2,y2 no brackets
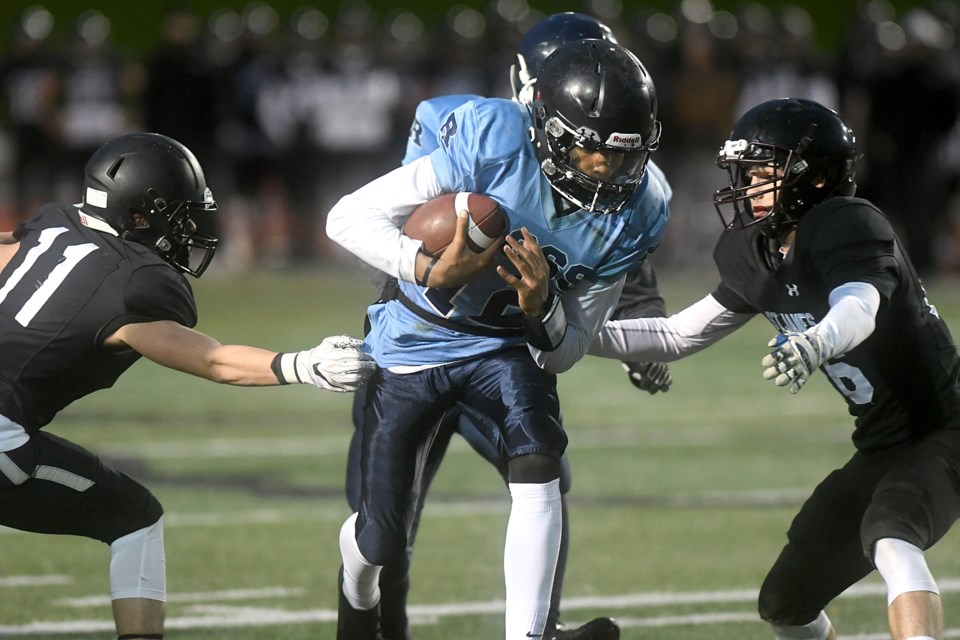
607,133,642,148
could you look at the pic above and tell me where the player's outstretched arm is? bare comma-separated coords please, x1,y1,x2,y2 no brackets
105,321,375,391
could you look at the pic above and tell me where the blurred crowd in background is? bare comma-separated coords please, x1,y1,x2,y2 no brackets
1,0,959,276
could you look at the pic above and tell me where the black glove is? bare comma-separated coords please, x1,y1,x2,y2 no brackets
622,361,671,395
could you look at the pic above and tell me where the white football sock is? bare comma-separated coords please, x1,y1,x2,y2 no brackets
504,479,561,639
339,512,382,610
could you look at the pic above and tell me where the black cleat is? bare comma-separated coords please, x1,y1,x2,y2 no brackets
337,566,381,640
550,617,621,640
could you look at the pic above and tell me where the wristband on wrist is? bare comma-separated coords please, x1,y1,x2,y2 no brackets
271,352,301,384
522,293,566,351
416,254,439,287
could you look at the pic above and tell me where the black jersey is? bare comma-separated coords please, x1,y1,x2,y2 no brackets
711,196,960,451
0,204,197,431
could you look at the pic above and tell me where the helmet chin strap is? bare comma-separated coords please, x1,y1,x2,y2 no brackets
778,227,797,255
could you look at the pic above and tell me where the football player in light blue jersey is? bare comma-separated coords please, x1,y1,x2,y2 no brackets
346,32,672,640
327,38,667,640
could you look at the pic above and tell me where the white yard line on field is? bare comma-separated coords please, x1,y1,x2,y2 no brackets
2,580,960,636
0,500,515,535
0,575,71,587
98,436,351,460
57,587,305,608
0,485,815,537
92,422,844,461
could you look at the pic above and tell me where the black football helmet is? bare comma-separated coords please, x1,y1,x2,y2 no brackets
82,132,219,277
714,98,857,238
511,12,618,106
530,40,660,214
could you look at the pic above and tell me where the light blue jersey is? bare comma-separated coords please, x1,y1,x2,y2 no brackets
403,94,482,165
365,97,669,368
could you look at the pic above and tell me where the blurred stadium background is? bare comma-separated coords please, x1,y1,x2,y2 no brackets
0,0,958,277
2,1,960,638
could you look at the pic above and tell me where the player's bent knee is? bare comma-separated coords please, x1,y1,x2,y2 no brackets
508,453,560,484
100,484,164,544
110,517,166,601
758,578,822,628
355,520,406,567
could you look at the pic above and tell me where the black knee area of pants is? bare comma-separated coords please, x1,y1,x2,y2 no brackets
101,486,164,544
356,520,406,567
860,493,930,560
508,453,561,484
757,559,825,626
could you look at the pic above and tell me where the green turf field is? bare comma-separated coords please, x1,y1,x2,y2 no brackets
2,266,960,639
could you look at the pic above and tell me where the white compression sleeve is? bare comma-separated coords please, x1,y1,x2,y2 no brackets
504,479,561,640
339,512,382,610
770,610,833,640
873,537,939,605
326,156,442,284
110,517,166,601
812,281,881,358
589,293,754,362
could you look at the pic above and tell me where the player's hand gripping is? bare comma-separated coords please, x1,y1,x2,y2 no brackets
415,210,502,289
280,336,377,392
622,361,672,394
497,227,550,316
761,331,825,394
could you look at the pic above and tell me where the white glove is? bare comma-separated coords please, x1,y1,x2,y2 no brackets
275,335,377,392
761,331,825,394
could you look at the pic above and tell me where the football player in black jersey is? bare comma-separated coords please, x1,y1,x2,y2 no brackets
0,132,375,640
587,98,960,640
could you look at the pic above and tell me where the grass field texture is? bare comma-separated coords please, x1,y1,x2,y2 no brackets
2,267,960,639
